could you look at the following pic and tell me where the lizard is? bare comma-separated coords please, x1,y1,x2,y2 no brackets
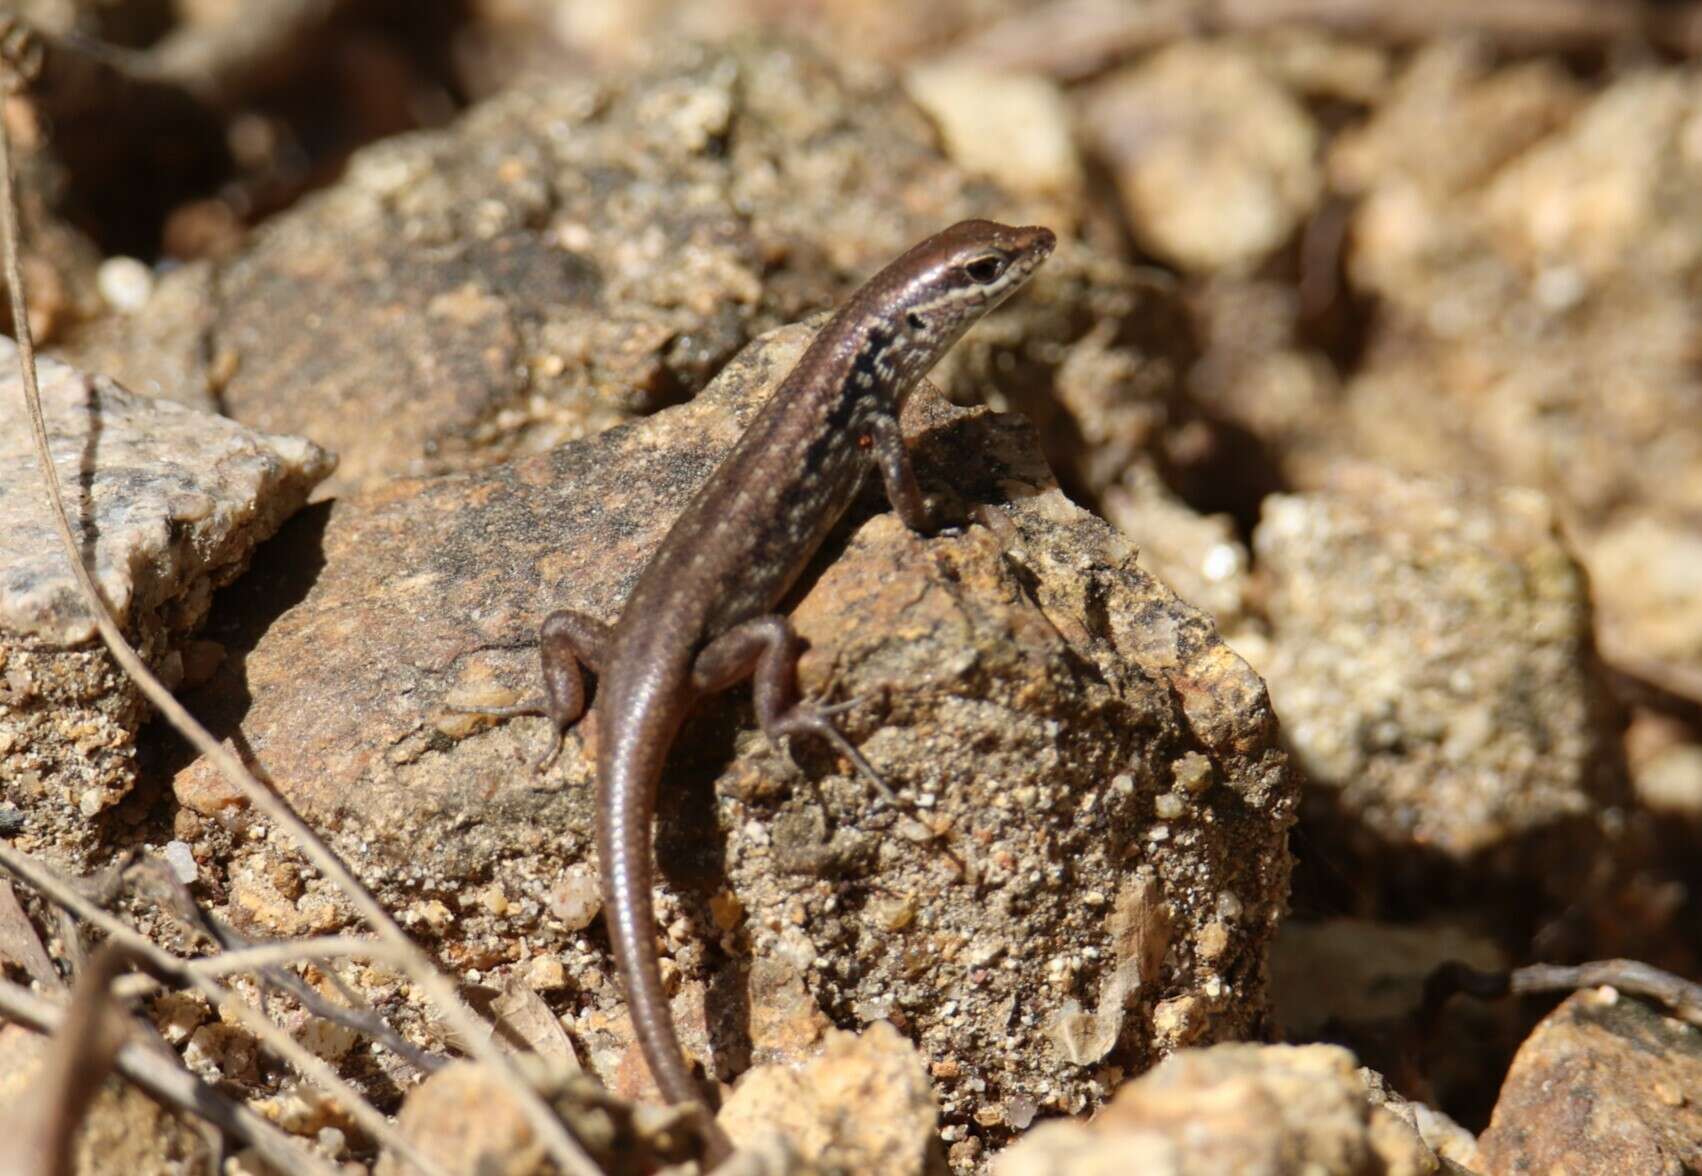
476,219,1055,1166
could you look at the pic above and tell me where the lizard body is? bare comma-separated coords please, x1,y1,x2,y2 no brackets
496,219,1054,1165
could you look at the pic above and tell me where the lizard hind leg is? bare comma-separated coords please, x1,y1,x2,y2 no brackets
453,608,612,770
691,615,898,805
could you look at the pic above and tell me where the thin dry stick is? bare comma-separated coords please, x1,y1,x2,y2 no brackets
1425,958,1702,1027
182,935,410,976
0,973,337,1176
0,844,448,1176
108,934,413,994
0,80,601,1176
1207,0,1702,53
130,858,444,1074
1512,960,1702,1026
1,944,132,1176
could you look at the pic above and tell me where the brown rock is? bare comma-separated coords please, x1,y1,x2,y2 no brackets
904,62,1083,201
1252,464,1625,902
56,262,222,413
1101,465,1257,648
377,1061,545,1176
64,40,1188,562
993,1043,1445,1176
1479,988,1702,1176
456,0,1027,87
1321,47,1702,676
175,317,1293,1150
0,342,333,858
1631,723,1702,821
1357,1067,1484,1175
1081,42,1321,274
0,1024,212,1176
379,1057,739,1174
719,1022,943,1174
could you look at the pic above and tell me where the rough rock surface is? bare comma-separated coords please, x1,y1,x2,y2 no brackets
0,1023,212,1174
1326,44,1702,677
1252,464,1625,901
1478,988,1702,1176
719,1021,942,1174
56,262,223,413
904,61,1083,202
0,342,333,854
992,1043,1447,1175
376,1060,701,1176
61,40,1176,507
1101,465,1258,654
174,319,1293,1162
1170,39,1702,696
1080,42,1322,274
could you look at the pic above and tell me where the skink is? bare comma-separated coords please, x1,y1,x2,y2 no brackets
490,219,1054,1165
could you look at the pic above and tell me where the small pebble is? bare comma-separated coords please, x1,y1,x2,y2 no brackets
97,256,154,313
163,840,198,884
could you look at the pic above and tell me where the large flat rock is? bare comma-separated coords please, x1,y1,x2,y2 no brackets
0,341,333,854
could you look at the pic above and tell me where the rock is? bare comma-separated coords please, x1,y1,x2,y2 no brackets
1173,273,1339,517
993,1042,1445,1175
1100,465,1257,649
1632,731,1702,820
1581,517,1702,684
455,0,1023,86
65,40,1190,567
1318,48,1702,676
1080,43,1322,273
904,62,1083,201
56,263,223,413
1247,27,1391,106
719,1022,942,1174
1356,1067,1484,1175
1329,41,1582,222
1479,987,1702,1175
377,1059,704,1175
0,342,334,856
174,317,1293,1152
0,1023,213,1175
1252,464,1625,902
377,1061,545,1176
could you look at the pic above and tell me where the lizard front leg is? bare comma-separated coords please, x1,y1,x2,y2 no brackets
692,615,897,805
867,411,957,535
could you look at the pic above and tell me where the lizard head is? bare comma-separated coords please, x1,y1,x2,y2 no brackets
878,219,1056,360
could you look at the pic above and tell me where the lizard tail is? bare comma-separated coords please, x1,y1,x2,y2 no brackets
597,706,736,1166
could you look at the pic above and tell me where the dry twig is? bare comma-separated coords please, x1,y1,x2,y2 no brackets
0,945,132,1176
950,0,1702,79
131,856,446,1074
1425,958,1702,1027
0,843,447,1174
0,969,336,1175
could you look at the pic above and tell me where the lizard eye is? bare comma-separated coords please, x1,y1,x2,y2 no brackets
964,254,1008,285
